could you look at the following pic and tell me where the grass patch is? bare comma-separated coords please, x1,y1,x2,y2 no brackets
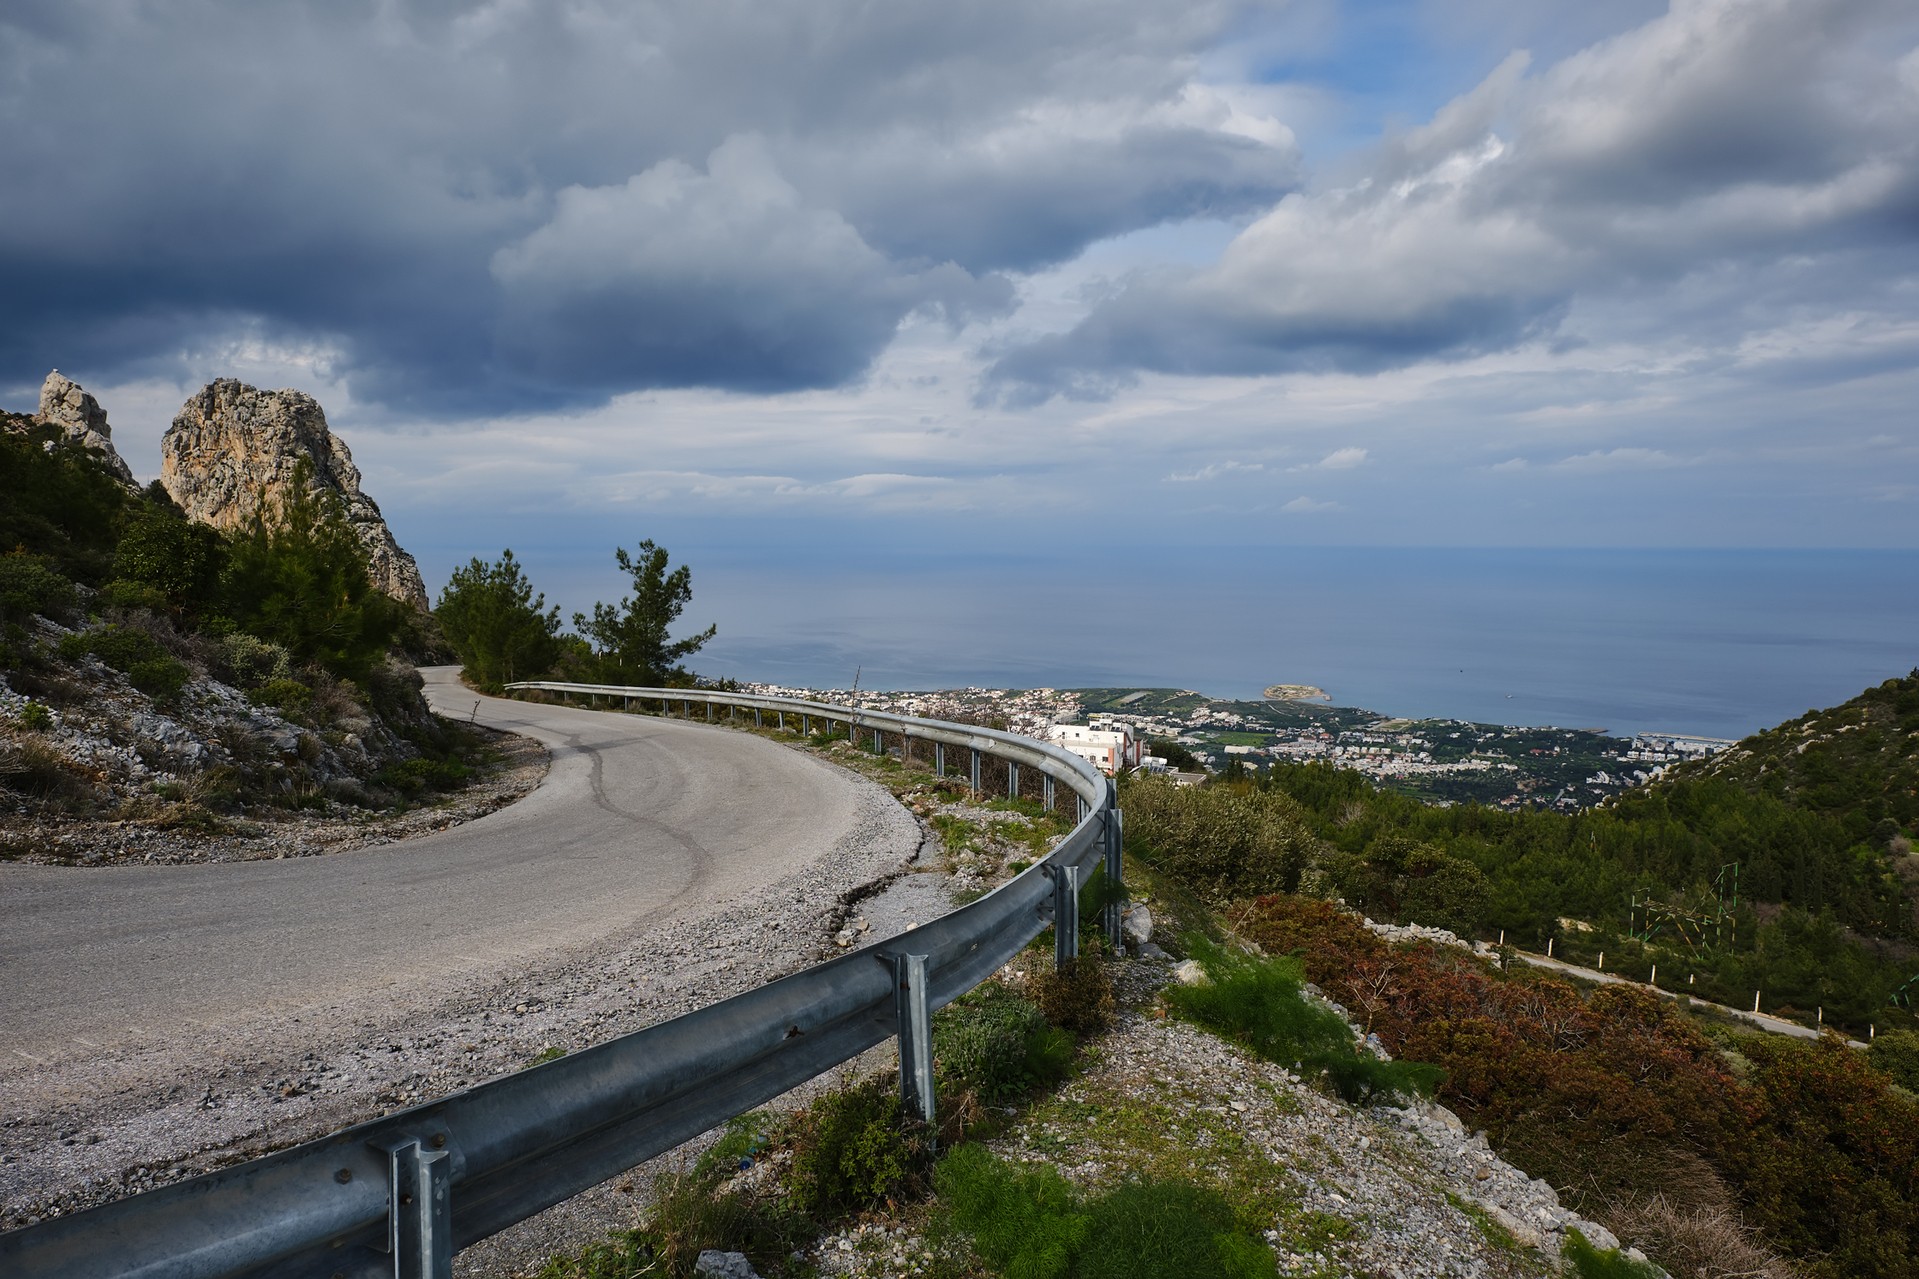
933,1144,1276,1279
1165,939,1444,1106
1562,1229,1662,1279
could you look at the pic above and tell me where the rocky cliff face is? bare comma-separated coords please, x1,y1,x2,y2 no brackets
160,380,429,609
7,371,138,484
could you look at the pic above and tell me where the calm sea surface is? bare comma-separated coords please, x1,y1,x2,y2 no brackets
687,548,1919,740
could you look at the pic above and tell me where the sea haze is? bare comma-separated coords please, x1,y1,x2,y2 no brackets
683,547,1919,741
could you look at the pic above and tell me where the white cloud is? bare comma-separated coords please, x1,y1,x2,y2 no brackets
1165,459,1265,482
1281,495,1341,513
1291,445,1368,471
1551,447,1687,472
986,0,1919,402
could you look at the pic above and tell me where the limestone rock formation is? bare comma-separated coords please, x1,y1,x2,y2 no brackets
160,380,429,609
18,371,137,484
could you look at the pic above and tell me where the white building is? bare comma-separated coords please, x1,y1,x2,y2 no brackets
1048,721,1145,775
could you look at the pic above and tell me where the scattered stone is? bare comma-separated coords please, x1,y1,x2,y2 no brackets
694,1250,761,1279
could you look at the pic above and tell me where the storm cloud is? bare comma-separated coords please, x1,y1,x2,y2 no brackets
0,0,1297,414
983,0,1919,405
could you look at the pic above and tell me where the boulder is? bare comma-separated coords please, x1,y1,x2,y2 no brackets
28,371,136,483
693,1251,761,1279
161,380,428,608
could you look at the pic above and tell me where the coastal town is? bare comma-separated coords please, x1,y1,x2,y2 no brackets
742,681,1732,809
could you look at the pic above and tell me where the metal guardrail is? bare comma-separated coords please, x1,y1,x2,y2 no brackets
2,685,1122,1279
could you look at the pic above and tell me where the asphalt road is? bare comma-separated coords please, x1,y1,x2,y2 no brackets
0,668,876,1076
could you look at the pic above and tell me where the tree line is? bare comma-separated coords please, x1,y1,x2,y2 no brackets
433,544,715,693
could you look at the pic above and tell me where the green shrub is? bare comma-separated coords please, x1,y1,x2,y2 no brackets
219,632,294,687
249,678,313,715
1120,778,1319,901
59,624,190,700
96,579,174,613
932,1145,1275,1279
127,656,189,699
0,555,76,620
934,983,1076,1105
1562,1229,1662,1279
1868,1029,1919,1092
784,1074,931,1220
376,756,471,796
1165,939,1444,1106
1030,953,1116,1036
19,702,53,732
112,498,225,615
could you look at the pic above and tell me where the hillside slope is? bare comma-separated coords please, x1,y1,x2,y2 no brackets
1670,669,1919,839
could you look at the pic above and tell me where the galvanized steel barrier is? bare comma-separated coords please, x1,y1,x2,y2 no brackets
1,684,1122,1279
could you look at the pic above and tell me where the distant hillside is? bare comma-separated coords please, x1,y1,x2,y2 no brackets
1666,669,1919,839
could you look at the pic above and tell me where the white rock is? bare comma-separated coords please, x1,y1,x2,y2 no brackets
694,1250,761,1279
1173,959,1209,986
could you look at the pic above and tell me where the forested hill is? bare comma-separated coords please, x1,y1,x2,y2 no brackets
1662,669,1919,837
1249,669,1919,1033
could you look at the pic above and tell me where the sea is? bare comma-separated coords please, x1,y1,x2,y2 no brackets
688,547,1919,741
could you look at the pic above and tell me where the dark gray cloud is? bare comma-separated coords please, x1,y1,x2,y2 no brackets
983,0,1919,405
0,0,1296,414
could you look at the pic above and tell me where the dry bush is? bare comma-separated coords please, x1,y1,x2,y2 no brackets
1026,951,1116,1035
0,731,100,808
1612,1193,1800,1279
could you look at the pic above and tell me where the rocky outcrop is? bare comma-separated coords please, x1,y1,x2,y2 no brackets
160,380,428,609
10,371,138,484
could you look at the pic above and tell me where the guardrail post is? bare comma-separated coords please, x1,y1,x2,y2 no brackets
705,702,713,722
969,748,982,794
1008,762,1020,800
778,710,785,731
935,742,945,777
1103,803,1124,948
375,1135,452,1279
756,707,763,727
1043,774,1054,811
883,953,936,1128
1045,864,1079,970
873,727,883,754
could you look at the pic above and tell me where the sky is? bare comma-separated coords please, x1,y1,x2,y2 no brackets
4,0,1918,670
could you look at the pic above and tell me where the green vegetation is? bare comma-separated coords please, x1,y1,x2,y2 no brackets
1122,778,1317,899
784,1074,933,1220
1223,670,1919,1036
934,982,1076,1105
219,470,411,684
933,1145,1276,1279
1166,938,1443,1105
569,540,716,687
1562,1230,1661,1279
434,549,566,692
57,623,190,699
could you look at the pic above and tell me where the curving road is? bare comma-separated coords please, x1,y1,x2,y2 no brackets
0,667,887,1078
